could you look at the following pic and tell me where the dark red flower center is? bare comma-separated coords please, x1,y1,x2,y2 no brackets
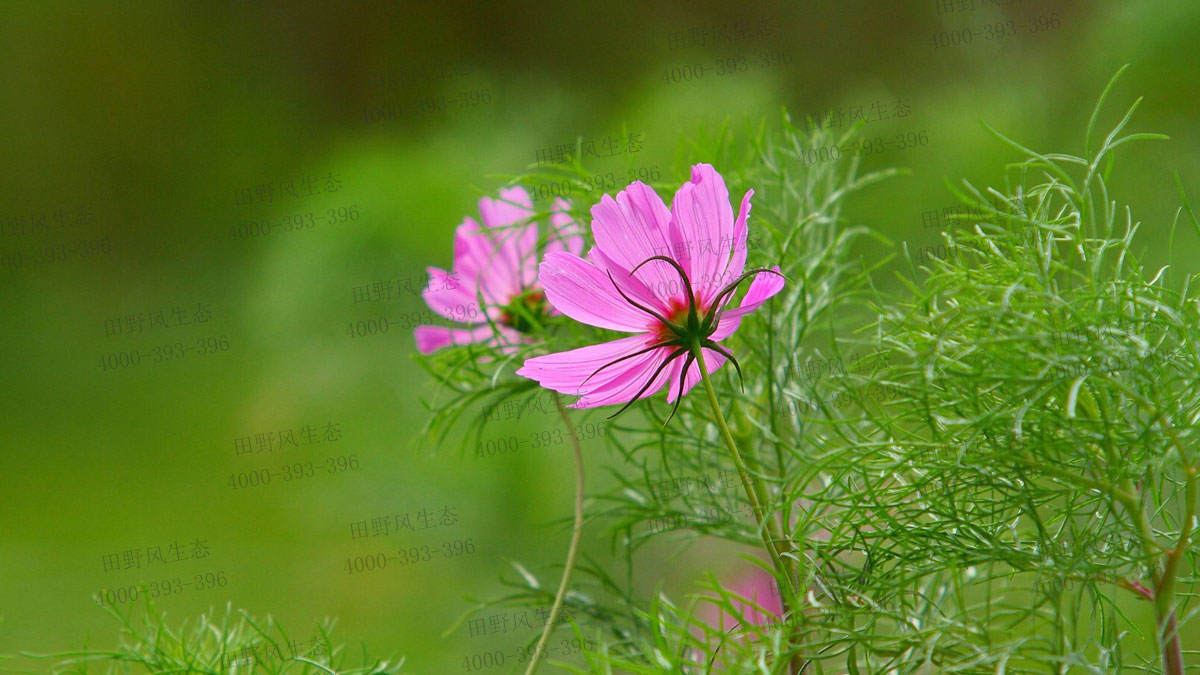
589,254,783,423
652,296,709,343
499,289,546,333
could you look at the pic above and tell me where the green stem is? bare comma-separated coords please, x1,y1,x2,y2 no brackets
1116,462,1191,675
1155,444,1196,675
691,345,802,673
731,398,777,531
733,397,803,610
523,393,585,675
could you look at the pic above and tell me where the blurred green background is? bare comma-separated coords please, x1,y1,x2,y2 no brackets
2,1,1198,672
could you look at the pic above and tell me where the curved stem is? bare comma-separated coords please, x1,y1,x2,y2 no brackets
691,345,802,673
523,393,586,675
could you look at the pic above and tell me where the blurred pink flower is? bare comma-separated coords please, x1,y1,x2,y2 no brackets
688,565,787,672
413,187,582,354
516,164,784,417
703,566,784,633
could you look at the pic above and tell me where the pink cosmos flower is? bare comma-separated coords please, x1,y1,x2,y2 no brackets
515,164,785,417
703,566,785,635
413,187,583,355
690,565,786,671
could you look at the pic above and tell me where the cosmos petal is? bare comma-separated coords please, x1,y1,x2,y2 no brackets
538,252,658,332
725,189,754,280
475,187,537,292
453,217,516,305
669,164,735,287
711,266,786,341
477,186,533,229
590,182,679,296
421,266,486,324
503,222,540,290
588,245,671,314
703,566,784,634
413,324,495,354
571,346,679,409
546,197,585,257
516,335,669,403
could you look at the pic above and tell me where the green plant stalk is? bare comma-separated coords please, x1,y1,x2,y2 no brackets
766,303,789,482
523,392,586,675
691,344,803,674
732,396,804,609
1116,462,1192,675
1093,388,1189,674
1154,450,1196,675
731,397,779,532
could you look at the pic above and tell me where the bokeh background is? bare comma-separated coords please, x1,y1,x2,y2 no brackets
2,0,1199,672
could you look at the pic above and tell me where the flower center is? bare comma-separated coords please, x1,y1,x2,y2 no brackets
499,288,546,333
589,254,783,423
652,296,709,343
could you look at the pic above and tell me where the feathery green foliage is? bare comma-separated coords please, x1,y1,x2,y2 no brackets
7,600,406,675
16,70,1194,675
444,71,1198,674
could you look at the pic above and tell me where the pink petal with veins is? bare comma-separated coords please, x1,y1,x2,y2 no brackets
538,252,658,333
710,266,785,341
413,324,496,355
590,182,679,298
669,164,736,287
516,335,670,407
